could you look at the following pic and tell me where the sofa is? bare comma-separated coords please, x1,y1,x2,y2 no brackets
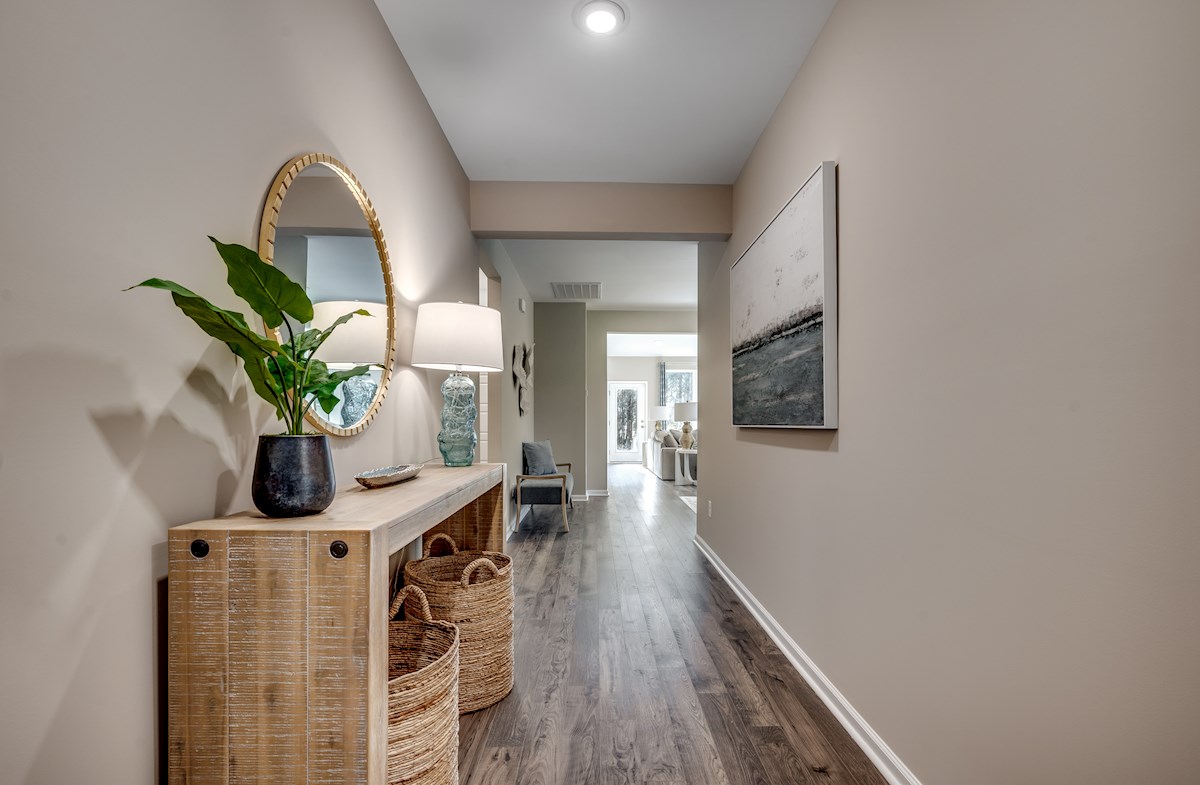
649,429,698,482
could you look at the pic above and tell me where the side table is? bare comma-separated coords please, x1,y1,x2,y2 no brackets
675,448,697,486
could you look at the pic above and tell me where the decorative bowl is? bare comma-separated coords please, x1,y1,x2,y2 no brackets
354,463,424,489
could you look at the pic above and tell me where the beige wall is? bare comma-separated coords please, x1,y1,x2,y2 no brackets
533,303,588,488
586,310,697,491
697,2,1200,785
470,181,732,240
0,1,478,782
482,240,536,532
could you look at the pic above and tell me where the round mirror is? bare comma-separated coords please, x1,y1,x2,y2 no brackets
258,153,395,436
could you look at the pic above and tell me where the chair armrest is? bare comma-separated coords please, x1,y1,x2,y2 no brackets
516,473,568,484
555,462,572,473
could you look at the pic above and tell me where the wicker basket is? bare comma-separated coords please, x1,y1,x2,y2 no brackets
387,584,460,785
404,533,514,713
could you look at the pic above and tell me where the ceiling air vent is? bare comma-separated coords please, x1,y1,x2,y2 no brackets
550,281,602,300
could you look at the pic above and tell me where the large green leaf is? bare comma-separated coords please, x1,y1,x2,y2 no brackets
208,237,313,329
127,278,281,354
127,278,286,415
290,329,325,359
308,364,374,414
265,352,303,393
311,308,372,354
233,347,286,421
286,309,373,363
324,365,374,387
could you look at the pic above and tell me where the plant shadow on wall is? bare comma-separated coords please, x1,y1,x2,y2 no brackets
0,343,255,784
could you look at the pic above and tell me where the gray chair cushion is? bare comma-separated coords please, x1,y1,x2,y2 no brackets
662,432,679,448
517,473,574,505
522,440,558,475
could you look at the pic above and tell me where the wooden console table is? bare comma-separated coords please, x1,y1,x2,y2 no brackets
168,462,505,785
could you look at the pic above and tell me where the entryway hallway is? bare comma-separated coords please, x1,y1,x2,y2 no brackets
459,464,887,785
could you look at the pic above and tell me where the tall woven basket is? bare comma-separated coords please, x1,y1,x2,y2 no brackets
404,533,514,713
388,584,460,785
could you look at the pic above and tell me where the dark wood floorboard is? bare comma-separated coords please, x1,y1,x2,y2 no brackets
460,464,888,785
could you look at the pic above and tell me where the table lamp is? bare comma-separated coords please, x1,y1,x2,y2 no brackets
411,302,503,466
674,401,698,449
650,405,671,433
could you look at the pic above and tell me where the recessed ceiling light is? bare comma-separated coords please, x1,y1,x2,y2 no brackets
575,0,627,37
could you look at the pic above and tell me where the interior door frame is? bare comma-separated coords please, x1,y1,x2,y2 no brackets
607,380,648,463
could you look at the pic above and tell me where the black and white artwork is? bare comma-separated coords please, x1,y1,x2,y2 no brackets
730,161,837,428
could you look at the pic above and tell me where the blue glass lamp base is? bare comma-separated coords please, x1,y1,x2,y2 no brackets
437,373,478,467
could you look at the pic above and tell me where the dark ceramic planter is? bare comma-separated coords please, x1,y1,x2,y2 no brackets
251,434,336,518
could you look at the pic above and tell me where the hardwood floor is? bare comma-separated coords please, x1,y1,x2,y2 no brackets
459,463,887,785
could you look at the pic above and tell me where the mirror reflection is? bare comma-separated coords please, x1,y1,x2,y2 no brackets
269,161,392,433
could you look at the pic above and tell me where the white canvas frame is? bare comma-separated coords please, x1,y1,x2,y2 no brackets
730,161,838,429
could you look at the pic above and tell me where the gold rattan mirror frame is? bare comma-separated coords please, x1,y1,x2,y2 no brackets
258,153,396,437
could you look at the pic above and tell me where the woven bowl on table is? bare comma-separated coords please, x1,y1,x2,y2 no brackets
387,584,460,785
403,533,514,713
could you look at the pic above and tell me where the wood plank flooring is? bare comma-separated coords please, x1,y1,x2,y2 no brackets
459,464,887,785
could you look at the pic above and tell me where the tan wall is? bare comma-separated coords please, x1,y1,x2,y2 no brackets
470,181,732,240
697,2,1200,784
533,303,588,490
481,240,536,531
0,1,478,782
586,311,697,491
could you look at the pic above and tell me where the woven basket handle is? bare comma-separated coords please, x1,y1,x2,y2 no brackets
461,557,500,587
424,533,459,558
389,584,432,622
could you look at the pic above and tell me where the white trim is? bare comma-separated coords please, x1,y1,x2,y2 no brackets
693,535,923,785
507,505,533,539
571,495,588,503
586,489,610,497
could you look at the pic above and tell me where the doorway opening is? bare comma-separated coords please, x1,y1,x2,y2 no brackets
606,332,698,472
608,381,647,462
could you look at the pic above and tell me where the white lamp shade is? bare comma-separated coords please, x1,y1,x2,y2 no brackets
674,401,698,421
411,302,503,372
311,300,388,364
650,405,671,421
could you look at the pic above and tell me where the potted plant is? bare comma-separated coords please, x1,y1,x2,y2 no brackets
128,237,376,517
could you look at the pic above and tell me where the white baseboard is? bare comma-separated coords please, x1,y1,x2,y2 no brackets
585,490,610,497
693,536,923,785
571,495,588,503
507,505,532,539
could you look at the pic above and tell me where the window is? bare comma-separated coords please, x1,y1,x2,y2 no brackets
664,369,696,426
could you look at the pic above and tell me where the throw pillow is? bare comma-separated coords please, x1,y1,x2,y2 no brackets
669,429,683,443
523,440,558,475
662,432,679,448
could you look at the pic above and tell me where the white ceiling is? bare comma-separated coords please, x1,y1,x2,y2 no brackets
500,239,696,310
607,332,697,357
374,0,837,183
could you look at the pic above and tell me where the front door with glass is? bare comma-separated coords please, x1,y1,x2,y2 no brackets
608,381,647,462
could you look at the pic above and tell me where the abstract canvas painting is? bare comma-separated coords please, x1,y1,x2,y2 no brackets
730,161,837,428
